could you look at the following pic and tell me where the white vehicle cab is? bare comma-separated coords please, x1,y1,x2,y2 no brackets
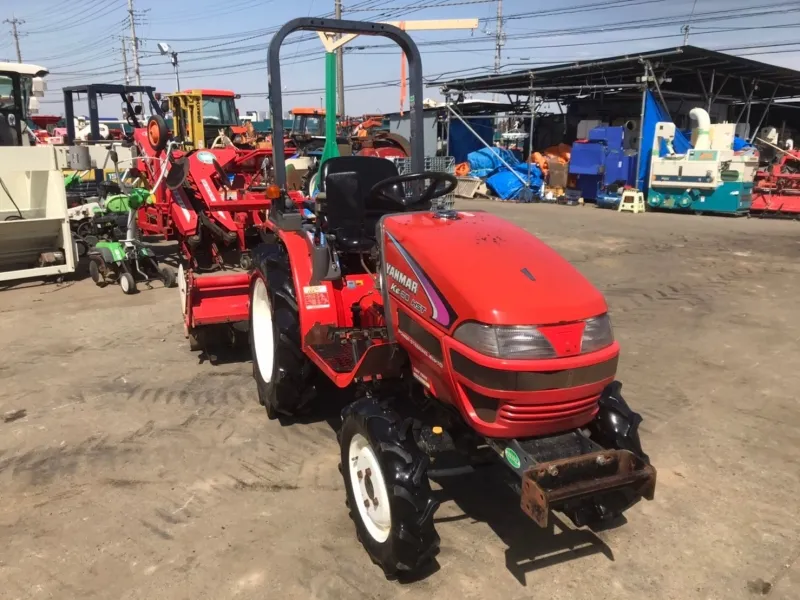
0,63,89,283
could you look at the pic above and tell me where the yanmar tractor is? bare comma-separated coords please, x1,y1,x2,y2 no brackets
250,18,656,577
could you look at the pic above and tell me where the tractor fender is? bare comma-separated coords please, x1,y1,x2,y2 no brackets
374,132,411,157
250,230,338,344
94,246,116,264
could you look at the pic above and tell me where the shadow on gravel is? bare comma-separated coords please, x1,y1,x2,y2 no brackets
431,465,614,586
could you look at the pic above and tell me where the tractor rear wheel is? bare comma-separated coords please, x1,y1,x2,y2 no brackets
159,265,176,288
88,258,104,285
339,398,440,578
249,276,314,419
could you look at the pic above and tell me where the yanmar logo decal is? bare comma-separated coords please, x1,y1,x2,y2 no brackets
386,263,418,294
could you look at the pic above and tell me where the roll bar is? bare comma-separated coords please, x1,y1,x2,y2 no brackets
267,18,425,190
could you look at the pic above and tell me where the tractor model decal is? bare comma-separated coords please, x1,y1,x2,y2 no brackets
385,231,455,329
386,263,419,294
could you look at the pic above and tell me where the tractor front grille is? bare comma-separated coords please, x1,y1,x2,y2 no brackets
450,350,618,392
462,385,600,426
497,394,599,423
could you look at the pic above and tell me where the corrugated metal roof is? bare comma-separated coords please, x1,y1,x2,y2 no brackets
441,46,800,102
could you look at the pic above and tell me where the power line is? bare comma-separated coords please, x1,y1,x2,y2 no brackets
345,0,494,8
24,0,124,35
683,0,701,45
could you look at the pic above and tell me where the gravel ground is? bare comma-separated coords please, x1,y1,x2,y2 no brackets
1,201,799,600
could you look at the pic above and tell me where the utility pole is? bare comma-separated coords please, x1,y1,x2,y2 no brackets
494,0,504,74
335,0,345,118
127,0,142,88
4,18,25,63
170,52,180,92
121,38,130,85
683,0,698,46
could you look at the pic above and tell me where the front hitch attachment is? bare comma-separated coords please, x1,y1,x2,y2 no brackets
520,448,655,527
487,382,656,528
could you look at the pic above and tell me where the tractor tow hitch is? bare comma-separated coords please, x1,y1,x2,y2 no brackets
487,432,656,528
519,449,655,527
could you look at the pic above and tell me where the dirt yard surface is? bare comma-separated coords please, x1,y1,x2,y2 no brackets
1,202,799,600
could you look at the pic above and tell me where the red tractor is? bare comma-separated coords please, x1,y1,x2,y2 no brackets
132,89,303,349
250,18,655,577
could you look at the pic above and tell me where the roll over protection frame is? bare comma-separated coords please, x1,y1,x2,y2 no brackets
267,18,425,190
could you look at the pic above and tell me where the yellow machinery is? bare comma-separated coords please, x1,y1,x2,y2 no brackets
167,89,246,150
168,92,205,150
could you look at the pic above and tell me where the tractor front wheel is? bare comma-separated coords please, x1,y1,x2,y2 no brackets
119,272,137,295
339,398,440,578
249,276,314,419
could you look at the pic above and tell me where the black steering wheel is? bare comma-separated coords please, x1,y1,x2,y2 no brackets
369,171,458,208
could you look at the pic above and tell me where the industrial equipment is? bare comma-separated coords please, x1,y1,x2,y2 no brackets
648,108,759,215
87,187,175,294
566,126,638,208
61,84,164,184
249,17,655,578
85,148,175,294
750,143,800,216
0,63,81,283
132,87,304,350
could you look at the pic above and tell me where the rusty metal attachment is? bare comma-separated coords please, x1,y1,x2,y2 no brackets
520,449,656,527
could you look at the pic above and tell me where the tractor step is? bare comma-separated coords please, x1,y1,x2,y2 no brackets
311,340,367,373
308,327,390,373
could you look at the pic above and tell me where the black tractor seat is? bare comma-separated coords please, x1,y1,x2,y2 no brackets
318,156,424,252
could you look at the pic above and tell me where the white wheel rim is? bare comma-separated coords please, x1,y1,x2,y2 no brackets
349,433,392,543
252,278,276,384
120,275,130,292
178,264,187,315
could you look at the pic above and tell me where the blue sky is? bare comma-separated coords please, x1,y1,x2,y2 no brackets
3,0,800,117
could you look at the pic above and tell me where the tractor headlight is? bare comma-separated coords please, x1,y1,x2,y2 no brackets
581,314,614,354
454,323,556,359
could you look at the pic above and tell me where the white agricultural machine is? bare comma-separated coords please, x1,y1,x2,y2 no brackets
0,62,85,283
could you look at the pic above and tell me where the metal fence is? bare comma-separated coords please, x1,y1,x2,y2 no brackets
392,156,456,210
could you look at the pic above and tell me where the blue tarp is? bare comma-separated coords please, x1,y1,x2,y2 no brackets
733,136,752,151
467,147,517,178
467,147,543,200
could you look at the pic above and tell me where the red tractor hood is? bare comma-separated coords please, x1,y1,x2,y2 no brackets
382,210,608,328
